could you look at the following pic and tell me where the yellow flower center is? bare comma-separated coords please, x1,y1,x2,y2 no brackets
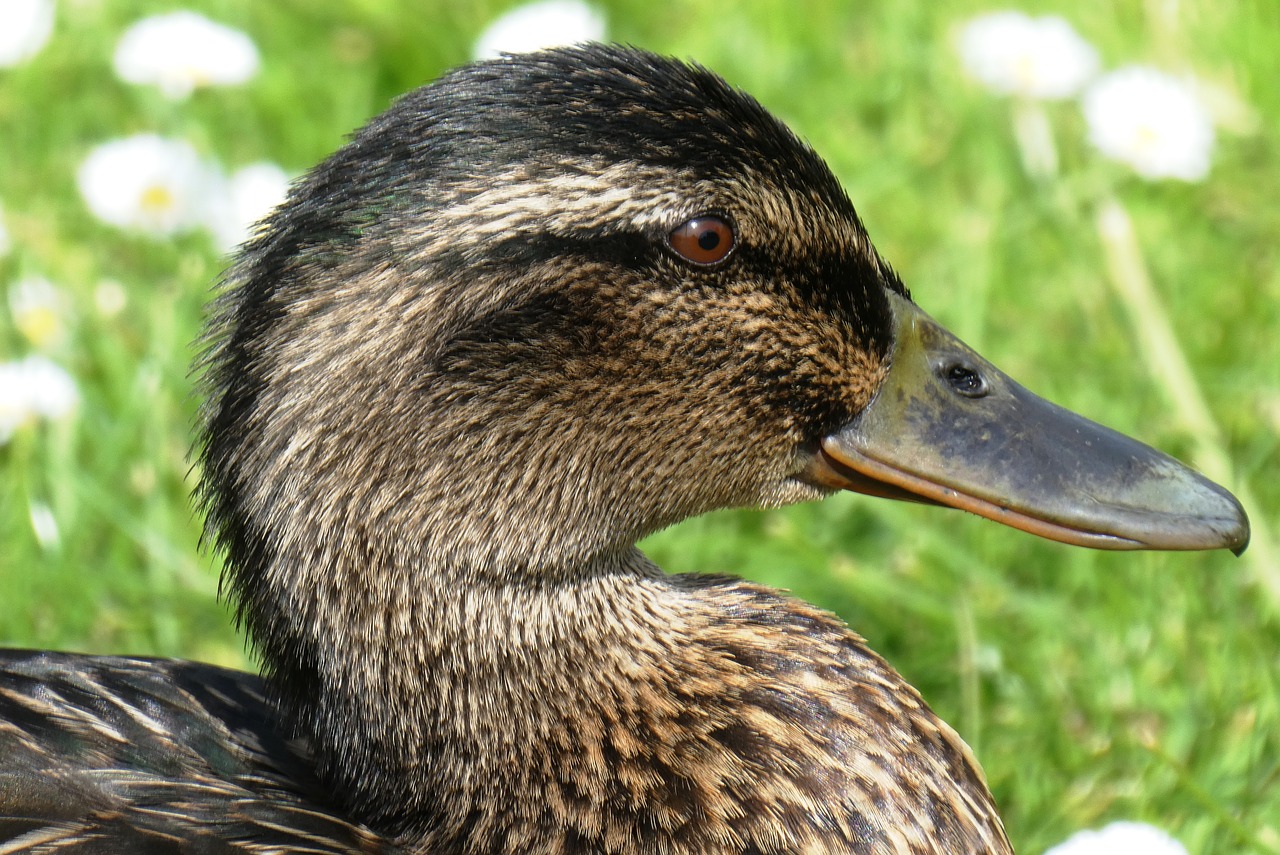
1133,124,1160,154
17,307,60,349
1013,53,1039,90
140,183,177,214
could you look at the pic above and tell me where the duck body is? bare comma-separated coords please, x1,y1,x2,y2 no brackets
1,45,1247,854
1,587,1000,854
0,650,400,853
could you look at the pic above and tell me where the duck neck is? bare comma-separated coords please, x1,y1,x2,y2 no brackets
256,543,714,844
238,522,1009,854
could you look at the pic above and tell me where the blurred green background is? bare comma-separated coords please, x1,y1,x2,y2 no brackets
1,1,1277,852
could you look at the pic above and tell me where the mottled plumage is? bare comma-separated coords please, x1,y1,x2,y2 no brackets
0,650,399,853
1,44,1247,854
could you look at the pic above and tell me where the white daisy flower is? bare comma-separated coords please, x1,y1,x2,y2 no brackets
1044,821,1188,855
0,355,78,445
958,11,1098,100
0,0,54,68
0,368,25,443
8,276,66,349
1082,66,1215,181
17,355,78,420
113,11,259,100
77,135,213,236
206,162,290,253
473,0,605,60
28,499,60,549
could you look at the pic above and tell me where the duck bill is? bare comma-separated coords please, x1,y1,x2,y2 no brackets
809,291,1250,554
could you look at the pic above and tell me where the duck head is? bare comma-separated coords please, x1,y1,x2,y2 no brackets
202,47,1246,575
197,44,1247,852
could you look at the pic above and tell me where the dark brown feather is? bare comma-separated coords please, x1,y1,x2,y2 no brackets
0,651,400,853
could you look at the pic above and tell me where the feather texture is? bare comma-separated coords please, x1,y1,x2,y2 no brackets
3,46,1015,853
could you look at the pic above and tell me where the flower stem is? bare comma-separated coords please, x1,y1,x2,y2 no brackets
1012,100,1058,180
1095,197,1277,600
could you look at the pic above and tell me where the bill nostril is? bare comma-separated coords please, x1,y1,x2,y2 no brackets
942,362,988,398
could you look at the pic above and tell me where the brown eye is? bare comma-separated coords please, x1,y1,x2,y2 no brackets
668,215,735,266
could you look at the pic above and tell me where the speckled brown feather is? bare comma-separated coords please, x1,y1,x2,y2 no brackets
3,45,1010,854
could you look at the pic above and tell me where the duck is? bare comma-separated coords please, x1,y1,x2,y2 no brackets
0,44,1249,855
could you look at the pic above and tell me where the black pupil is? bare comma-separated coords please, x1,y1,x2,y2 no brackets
697,229,721,251
947,365,981,392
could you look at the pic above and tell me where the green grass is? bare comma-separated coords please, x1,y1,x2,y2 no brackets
2,1,1278,852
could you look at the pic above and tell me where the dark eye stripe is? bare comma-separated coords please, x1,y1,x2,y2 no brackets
460,231,655,270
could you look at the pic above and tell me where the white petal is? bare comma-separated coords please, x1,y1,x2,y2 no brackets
1083,66,1215,181
206,162,290,253
77,135,214,235
0,361,32,443
28,500,60,549
0,0,54,67
958,11,1097,99
9,276,65,349
19,355,79,419
473,0,606,60
1044,821,1189,855
114,11,259,99
0,355,77,444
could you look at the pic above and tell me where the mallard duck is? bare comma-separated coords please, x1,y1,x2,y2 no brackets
0,45,1248,855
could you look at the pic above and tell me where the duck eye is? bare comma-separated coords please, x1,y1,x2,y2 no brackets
668,215,735,266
